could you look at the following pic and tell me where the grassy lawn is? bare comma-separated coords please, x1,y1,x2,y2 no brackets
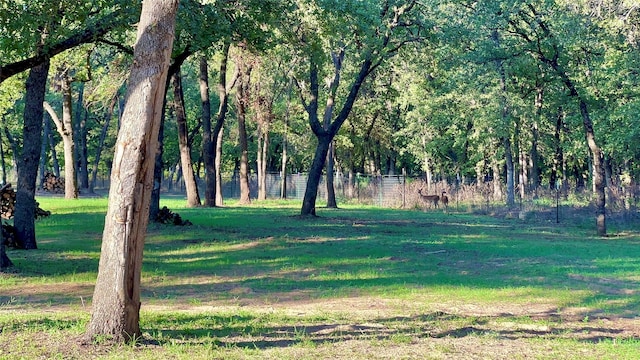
1,197,639,359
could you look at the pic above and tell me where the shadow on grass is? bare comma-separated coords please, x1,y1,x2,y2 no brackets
8,204,640,346
143,310,636,349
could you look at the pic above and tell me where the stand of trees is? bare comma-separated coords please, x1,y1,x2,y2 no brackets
1,0,639,337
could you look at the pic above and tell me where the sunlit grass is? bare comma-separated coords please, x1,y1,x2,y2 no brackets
0,196,639,358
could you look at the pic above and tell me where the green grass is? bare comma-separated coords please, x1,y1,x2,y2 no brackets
1,197,639,359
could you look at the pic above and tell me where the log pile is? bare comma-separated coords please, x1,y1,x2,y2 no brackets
154,206,192,226
43,172,65,194
2,223,19,249
1,184,15,219
1,183,51,220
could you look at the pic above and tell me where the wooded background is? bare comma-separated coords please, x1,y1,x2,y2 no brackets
1,0,638,212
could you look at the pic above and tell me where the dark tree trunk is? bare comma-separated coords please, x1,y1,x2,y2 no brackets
149,98,166,222
579,100,606,236
200,56,215,207
38,114,50,189
172,70,200,207
302,135,332,216
0,222,12,269
300,56,373,215
326,142,337,208
75,83,90,190
90,95,117,192
235,52,252,205
14,59,50,250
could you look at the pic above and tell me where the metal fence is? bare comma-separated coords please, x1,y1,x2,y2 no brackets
154,171,640,216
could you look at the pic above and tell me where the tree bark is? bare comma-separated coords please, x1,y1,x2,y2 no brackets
90,95,117,192
44,97,78,199
84,0,178,342
172,70,200,207
215,126,224,205
210,42,234,206
14,59,50,250
0,223,12,269
75,83,90,190
235,53,252,205
149,98,166,222
200,56,215,206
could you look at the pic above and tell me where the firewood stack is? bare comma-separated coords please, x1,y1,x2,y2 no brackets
42,172,65,194
0,183,51,220
2,223,18,248
1,184,15,219
154,206,192,226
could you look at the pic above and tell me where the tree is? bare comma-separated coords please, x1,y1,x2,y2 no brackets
234,46,253,205
504,3,608,235
172,69,201,207
14,60,49,250
294,0,425,215
44,97,78,199
0,1,139,84
85,0,179,342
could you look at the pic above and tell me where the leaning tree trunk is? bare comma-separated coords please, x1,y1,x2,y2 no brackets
85,0,178,342
579,100,606,236
301,135,332,216
14,59,50,250
172,70,200,207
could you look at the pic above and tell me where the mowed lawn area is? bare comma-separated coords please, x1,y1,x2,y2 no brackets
1,197,639,359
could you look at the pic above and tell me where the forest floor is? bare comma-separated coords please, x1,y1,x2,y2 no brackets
1,199,639,359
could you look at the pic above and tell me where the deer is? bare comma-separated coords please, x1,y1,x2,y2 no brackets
441,191,449,212
418,188,440,209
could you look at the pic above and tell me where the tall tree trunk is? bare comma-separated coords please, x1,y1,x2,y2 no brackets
44,95,78,199
280,80,292,199
47,118,61,178
75,83,90,190
149,98,166,222
530,84,543,197
200,56,215,206
235,54,252,205
504,137,515,207
85,0,178,342
257,129,268,201
90,94,117,192
492,29,515,207
210,42,234,206
38,114,49,188
579,100,606,236
324,50,344,209
215,127,224,205
14,59,50,250
172,70,200,207
302,135,332,215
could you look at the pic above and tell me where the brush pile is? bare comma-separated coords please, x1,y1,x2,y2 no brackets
154,206,192,226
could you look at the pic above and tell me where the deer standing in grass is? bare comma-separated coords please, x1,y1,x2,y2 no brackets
418,188,440,209
441,191,449,213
